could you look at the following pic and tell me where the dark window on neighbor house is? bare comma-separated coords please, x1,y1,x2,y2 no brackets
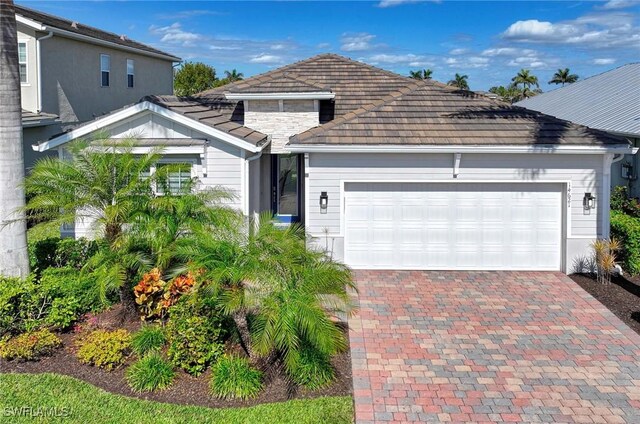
18,42,27,83
127,59,134,88
100,54,110,87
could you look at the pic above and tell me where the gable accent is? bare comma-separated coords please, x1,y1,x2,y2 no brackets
34,101,266,153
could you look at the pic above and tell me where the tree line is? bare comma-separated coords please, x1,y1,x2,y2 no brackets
174,62,245,97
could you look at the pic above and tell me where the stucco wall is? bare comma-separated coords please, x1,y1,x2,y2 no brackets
305,152,606,272
244,100,319,153
39,35,174,125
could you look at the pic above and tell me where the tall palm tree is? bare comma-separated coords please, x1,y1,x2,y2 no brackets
409,69,433,80
0,0,29,277
511,69,539,91
447,73,469,90
549,68,578,86
224,69,244,82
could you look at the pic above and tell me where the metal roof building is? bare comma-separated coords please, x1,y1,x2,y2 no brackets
516,63,640,138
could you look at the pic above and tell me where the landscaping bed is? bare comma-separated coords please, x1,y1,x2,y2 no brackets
0,303,353,409
569,273,640,336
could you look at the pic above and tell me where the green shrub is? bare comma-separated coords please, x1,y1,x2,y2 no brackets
126,353,175,392
166,298,225,375
0,329,62,361
131,325,166,356
44,297,81,330
288,345,335,390
28,237,59,272
0,276,37,336
611,210,640,275
39,267,105,312
210,355,263,400
76,329,131,370
28,237,99,273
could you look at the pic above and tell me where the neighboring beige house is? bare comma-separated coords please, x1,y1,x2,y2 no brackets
35,54,636,273
516,63,640,198
15,5,180,170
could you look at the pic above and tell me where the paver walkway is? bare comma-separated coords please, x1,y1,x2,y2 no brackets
349,271,640,423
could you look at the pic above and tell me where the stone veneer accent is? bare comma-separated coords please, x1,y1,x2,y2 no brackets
244,99,319,153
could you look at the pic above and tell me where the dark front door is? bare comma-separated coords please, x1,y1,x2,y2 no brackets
272,154,301,223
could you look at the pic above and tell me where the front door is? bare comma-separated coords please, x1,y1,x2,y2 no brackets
272,154,301,223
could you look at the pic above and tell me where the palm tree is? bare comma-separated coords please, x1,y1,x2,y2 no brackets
511,69,539,91
409,69,433,80
447,73,469,90
0,0,29,277
180,213,356,383
224,69,244,82
549,68,578,86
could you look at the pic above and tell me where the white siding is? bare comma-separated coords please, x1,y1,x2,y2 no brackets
305,152,605,272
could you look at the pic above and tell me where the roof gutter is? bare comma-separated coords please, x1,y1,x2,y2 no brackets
36,31,53,113
286,144,638,155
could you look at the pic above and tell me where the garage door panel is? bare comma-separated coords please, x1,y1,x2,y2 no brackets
345,182,562,271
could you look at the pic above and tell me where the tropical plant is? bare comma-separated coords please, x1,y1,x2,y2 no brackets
126,353,175,392
592,238,620,284
0,0,29,277
288,344,335,389
409,69,432,80
447,73,469,90
131,325,166,356
610,211,640,276
549,68,578,86
0,328,61,361
165,296,225,375
173,62,217,96
181,213,356,384
210,355,264,400
76,329,131,370
224,69,244,82
488,84,523,104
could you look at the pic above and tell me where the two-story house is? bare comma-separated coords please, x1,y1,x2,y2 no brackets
15,5,180,170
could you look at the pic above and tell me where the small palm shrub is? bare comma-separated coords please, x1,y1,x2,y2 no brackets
288,345,335,390
126,353,175,392
210,355,263,400
166,297,224,375
76,329,131,370
131,325,166,356
0,329,62,361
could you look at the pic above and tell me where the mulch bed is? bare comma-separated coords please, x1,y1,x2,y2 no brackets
0,304,353,409
569,273,640,336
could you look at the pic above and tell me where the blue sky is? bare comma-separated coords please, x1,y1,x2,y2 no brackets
19,0,640,91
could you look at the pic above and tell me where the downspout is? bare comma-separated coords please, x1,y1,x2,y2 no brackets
602,153,625,239
36,30,54,113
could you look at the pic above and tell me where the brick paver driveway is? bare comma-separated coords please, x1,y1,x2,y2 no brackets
349,271,640,423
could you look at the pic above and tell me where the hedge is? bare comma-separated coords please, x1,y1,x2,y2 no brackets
610,210,640,276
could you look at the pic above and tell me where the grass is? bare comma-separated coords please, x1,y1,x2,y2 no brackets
0,373,353,424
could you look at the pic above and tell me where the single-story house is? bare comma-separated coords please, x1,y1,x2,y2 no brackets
34,53,636,273
516,63,640,198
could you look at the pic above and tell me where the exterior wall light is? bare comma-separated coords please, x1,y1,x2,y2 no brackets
319,191,328,214
622,162,634,180
583,192,596,211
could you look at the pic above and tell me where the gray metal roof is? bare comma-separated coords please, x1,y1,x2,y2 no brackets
516,63,640,137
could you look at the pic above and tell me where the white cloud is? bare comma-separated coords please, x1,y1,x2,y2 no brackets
249,54,283,64
445,56,490,69
270,44,287,50
593,57,616,65
317,42,331,49
156,10,222,20
506,56,554,69
340,33,378,52
149,23,204,46
449,48,468,55
600,0,636,10
502,13,640,49
377,0,436,8
367,53,435,67
481,47,538,57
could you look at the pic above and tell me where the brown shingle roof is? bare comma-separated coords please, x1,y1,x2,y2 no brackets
15,5,179,61
143,94,269,147
226,73,331,94
289,79,627,147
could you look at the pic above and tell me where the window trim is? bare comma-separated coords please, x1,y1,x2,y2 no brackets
145,158,197,196
100,54,110,87
18,41,28,85
126,59,134,88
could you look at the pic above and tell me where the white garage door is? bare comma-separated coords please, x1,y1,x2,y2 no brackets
344,182,563,270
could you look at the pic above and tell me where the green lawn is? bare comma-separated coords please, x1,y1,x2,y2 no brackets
0,373,353,424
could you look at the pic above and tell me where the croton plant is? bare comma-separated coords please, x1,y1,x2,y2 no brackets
133,268,196,319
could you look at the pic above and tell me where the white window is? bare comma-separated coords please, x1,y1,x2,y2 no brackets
144,160,194,195
18,42,27,84
127,59,134,88
100,54,110,87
